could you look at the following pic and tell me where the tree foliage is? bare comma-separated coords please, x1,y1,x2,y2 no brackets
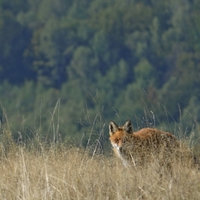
1,0,200,143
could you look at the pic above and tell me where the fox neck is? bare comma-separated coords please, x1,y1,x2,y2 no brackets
113,148,129,167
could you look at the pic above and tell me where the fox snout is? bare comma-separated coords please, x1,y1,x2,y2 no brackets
111,142,122,151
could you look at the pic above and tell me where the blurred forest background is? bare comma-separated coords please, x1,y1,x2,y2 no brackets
1,0,200,147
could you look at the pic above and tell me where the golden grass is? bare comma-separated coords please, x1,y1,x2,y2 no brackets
0,143,200,200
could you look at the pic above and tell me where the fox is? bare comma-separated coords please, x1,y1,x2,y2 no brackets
109,120,193,167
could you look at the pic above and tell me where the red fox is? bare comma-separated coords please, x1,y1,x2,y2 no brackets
109,120,192,167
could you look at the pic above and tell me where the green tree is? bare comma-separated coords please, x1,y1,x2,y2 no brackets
0,8,34,84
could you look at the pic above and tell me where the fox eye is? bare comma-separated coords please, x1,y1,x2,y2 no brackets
115,139,119,143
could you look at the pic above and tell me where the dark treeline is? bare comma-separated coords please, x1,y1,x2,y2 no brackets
1,0,200,145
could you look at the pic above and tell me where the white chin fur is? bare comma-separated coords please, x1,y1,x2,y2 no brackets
111,143,120,151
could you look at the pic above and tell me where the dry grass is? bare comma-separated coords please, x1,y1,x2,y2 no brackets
0,141,200,200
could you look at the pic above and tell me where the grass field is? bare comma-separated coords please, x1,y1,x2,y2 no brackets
0,127,200,199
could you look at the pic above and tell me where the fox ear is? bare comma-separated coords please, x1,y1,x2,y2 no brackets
109,121,118,136
123,120,133,134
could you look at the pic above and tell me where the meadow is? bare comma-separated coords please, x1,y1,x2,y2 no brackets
0,126,200,200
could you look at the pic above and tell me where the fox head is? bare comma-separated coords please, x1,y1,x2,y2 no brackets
109,120,133,150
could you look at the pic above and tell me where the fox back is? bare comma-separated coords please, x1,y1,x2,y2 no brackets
109,120,191,167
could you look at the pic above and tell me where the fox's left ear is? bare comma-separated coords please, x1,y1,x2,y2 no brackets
109,121,118,136
123,120,133,134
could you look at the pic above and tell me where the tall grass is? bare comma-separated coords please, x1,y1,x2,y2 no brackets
0,101,200,199
0,126,200,200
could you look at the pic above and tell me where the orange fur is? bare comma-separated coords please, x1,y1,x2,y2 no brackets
109,120,187,167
